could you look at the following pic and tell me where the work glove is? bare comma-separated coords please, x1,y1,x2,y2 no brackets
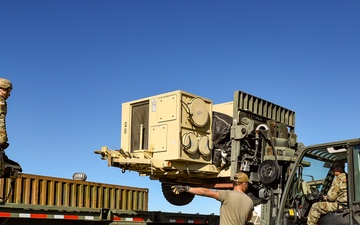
171,185,190,194
0,142,9,150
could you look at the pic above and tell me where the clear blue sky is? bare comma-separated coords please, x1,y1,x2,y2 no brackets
1,0,359,215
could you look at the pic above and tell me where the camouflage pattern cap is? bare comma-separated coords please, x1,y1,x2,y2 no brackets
234,172,249,183
0,78,12,90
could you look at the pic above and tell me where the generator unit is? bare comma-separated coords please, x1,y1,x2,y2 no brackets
121,90,213,164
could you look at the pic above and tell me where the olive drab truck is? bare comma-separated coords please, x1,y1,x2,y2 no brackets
95,89,360,225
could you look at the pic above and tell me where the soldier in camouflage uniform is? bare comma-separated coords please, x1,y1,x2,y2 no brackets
0,78,12,149
0,78,22,175
307,161,347,225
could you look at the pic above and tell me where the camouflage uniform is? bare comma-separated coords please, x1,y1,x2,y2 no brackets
0,78,21,175
307,172,347,225
0,95,8,145
0,78,11,148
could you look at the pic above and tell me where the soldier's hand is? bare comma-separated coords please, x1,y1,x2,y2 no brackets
171,185,190,194
0,142,9,150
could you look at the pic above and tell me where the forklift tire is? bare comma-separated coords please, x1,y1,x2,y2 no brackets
161,183,195,206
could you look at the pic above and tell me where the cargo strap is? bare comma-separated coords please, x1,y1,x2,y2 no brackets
0,149,4,178
0,148,17,204
0,178,15,204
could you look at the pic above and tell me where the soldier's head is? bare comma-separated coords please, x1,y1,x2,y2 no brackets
233,172,250,191
331,161,345,175
0,78,12,99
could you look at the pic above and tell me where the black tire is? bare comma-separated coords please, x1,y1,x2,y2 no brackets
161,183,195,206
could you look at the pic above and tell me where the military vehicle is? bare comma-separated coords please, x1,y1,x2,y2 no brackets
95,90,359,225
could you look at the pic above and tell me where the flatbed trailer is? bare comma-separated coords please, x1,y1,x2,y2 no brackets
0,173,219,225
0,203,219,225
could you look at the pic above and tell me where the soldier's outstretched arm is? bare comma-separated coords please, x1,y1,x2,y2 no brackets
188,187,220,200
172,185,219,200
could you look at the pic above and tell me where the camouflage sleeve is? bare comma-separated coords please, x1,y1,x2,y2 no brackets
326,173,347,202
0,98,8,144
